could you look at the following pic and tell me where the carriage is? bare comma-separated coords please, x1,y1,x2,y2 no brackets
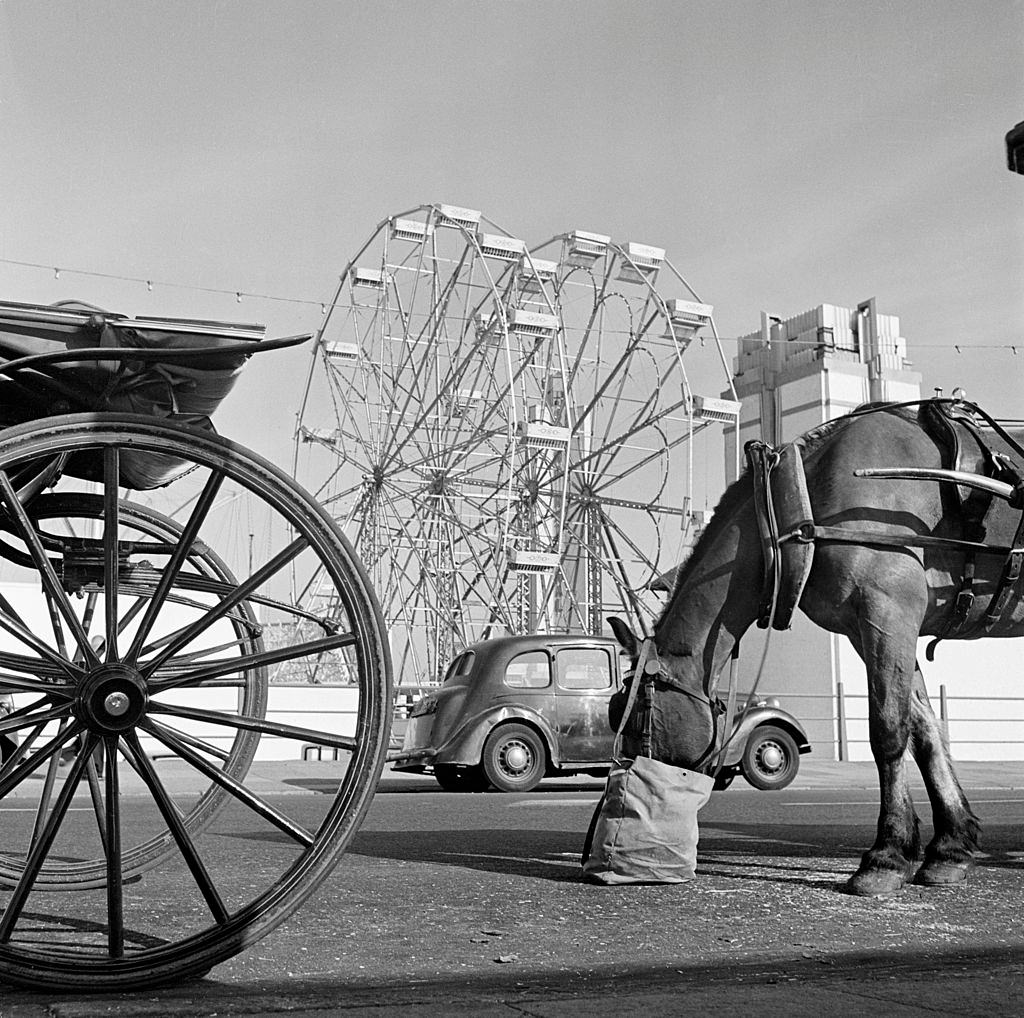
0,300,392,991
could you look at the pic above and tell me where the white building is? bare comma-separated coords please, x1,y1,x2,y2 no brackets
726,298,921,469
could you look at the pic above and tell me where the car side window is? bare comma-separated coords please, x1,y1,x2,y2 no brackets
556,647,613,690
504,650,551,689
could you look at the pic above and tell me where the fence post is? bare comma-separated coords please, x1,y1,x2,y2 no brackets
939,684,950,743
836,680,847,762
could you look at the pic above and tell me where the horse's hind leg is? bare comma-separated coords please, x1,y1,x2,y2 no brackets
846,617,922,897
908,663,980,885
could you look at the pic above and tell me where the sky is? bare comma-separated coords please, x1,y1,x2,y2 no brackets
0,0,1021,473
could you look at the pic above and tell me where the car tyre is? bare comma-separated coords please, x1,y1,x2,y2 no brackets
740,724,800,790
482,723,546,793
434,764,488,793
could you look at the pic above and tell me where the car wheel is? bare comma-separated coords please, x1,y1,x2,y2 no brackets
434,764,488,793
481,724,546,793
740,725,800,790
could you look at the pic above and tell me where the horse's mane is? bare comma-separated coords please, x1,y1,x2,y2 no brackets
654,402,920,631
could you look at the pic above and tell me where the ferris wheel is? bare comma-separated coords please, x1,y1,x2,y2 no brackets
294,203,738,685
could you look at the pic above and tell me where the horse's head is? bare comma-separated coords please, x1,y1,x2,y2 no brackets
607,617,722,772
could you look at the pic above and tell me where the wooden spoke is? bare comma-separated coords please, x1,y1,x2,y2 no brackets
84,747,110,858
140,537,309,677
148,701,359,752
143,719,314,847
125,468,226,663
0,471,98,668
103,735,124,957
142,721,233,763
103,447,121,662
121,732,229,925
0,719,85,799
0,607,85,681
0,735,96,943
149,631,356,693
0,720,48,781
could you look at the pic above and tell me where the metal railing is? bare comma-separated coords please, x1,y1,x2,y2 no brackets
818,683,1024,759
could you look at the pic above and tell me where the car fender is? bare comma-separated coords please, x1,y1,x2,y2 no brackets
720,706,811,769
431,704,561,768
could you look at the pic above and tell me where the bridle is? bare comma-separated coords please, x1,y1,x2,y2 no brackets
624,636,728,773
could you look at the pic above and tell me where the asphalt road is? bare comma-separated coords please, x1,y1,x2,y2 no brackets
2,765,1024,1014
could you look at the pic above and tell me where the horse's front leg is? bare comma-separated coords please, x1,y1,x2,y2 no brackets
847,612,922,897
909,663,980,885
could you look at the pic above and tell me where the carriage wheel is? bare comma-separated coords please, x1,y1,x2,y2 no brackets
0,414,391,991
0,492,267,890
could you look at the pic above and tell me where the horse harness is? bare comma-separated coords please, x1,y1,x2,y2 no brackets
622,637,734,775
746,398,1024,648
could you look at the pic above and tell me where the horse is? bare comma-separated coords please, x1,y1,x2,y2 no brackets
609,400,1024,897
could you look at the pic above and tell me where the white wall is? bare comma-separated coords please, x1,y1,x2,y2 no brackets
837,636,1024,762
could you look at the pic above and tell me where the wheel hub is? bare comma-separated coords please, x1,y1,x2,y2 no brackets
503,742,530,774
759,743,783,772
75,663,148,733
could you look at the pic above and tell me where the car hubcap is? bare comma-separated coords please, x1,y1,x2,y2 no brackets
758,742,784,773
502,741,531,775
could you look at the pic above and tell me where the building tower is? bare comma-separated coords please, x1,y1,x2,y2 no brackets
725,298,922,480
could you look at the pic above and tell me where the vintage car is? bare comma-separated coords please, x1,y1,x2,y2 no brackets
391,633,811,793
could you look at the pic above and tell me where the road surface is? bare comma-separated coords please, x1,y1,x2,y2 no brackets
2,761,1023,1015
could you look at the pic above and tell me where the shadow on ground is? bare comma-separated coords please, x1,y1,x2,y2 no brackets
282,776,608,795
3,942,1022,1015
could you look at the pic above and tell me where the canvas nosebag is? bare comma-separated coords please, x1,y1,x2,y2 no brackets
581,641,714,885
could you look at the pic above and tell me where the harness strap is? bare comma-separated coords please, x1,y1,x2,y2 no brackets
947,555,977,632
746,440,782,628
807,525,1017,557
611,638,654,760
711,646,741,779
745,440,816,630
985,509,1024,629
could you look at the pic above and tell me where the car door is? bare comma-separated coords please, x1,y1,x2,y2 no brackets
553,645,617,764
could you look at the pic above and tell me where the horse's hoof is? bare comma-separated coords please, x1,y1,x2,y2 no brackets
846,868,907,897
913,860,971,886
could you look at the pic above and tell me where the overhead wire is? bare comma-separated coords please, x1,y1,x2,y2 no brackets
1,257,1020,353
